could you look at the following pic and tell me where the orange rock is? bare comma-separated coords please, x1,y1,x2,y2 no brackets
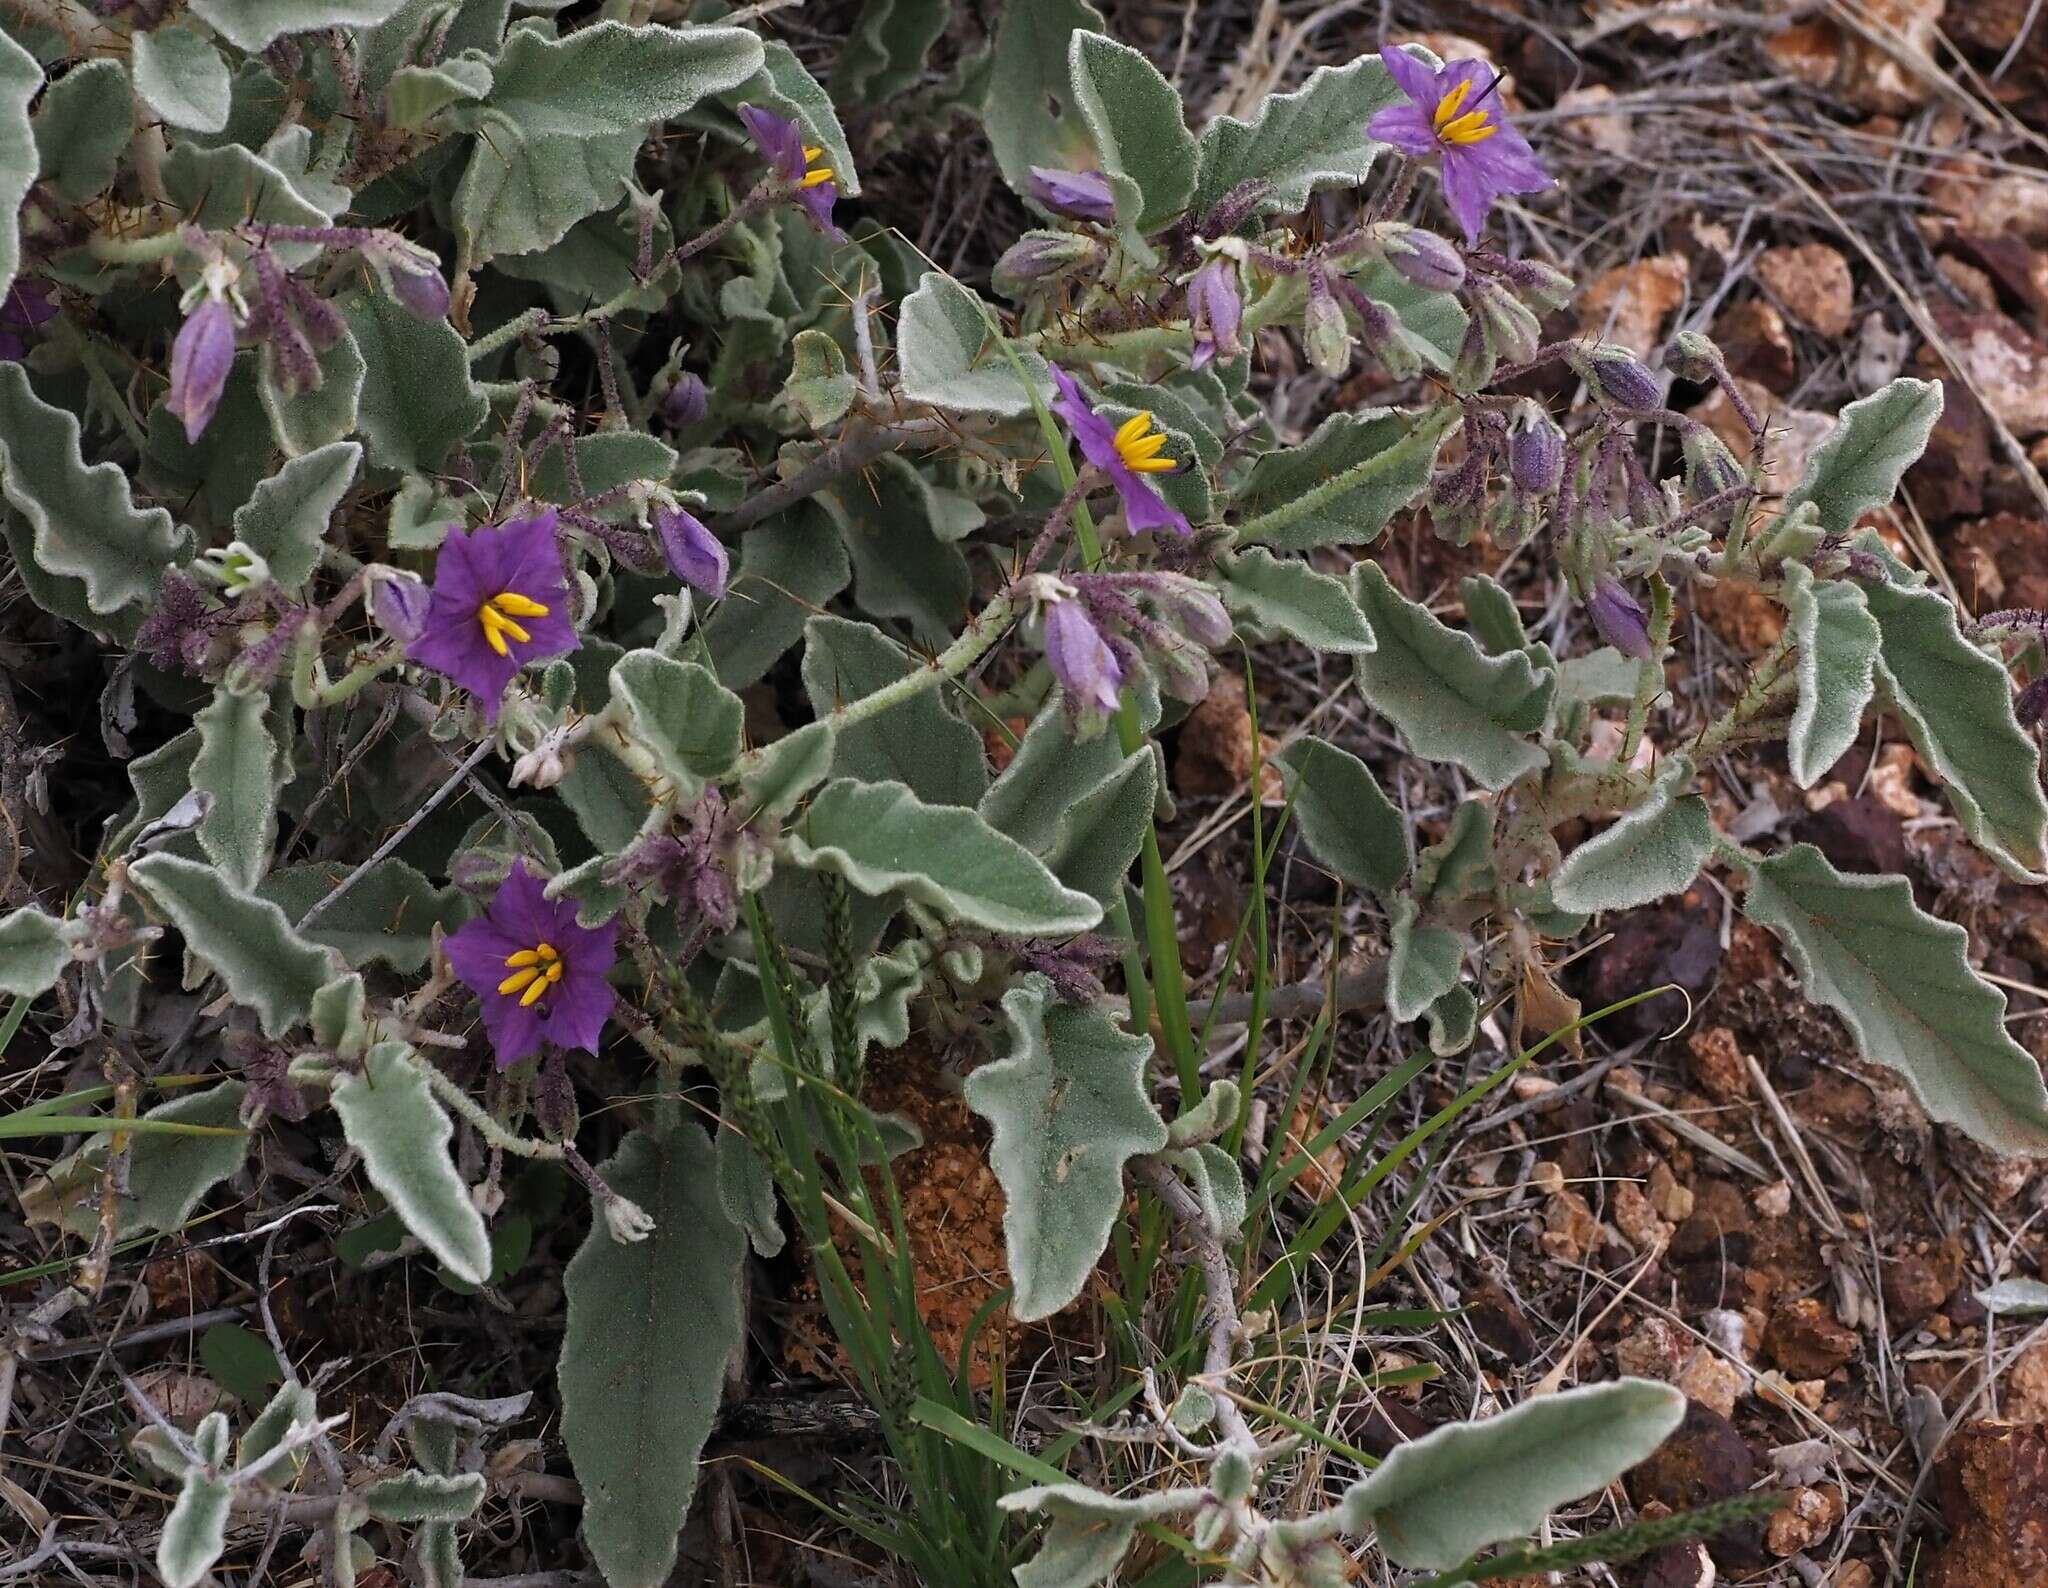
1686,1027,1752,1104
1714,298,1797,393
1579,256,1689,360
1926,1421,2048,1587
1173,673,1284,801
1765,1297,1859,1377
1939,256,2002,312
1930,306,2048,437
1756,243,1856,338
1767,1485,1844,1556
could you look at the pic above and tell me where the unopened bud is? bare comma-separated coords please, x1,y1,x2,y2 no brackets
369,569,430,643
993,229,1103,297
1303,273,1351,378
1588,576,1653,658
1666,330,1726,383
1379,224,1465,292
1571,343,1662,411
1473,278,1541,366
659,371,709,427
1681,422,1747,496
1508,402,1565,494
1494,256,1575,312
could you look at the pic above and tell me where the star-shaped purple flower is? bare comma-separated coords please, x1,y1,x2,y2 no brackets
407,511,579,721
739,104,845,242
1049,367,1192,538
444,861,619,1069
1368,48,1552,246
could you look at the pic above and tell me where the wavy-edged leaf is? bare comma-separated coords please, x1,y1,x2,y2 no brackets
833,0,947,103
1036,744,1157,906
188,0,412,51
560,1125,745,1588
190,687,279,890
1551,756,1712,914
1274,737,1407,896
608,650,745,798
1067,31,1195,247
998,1483,1192,1588
128,1080,251,1234
1738,843,2048,1155
1234,407,1455,550
132,26,233,134
0,908,70,998
980,680,1160,854
790,780,1100,936
1387,896,1462,1024
703,501,850,688
0,363,190,616
331,1042,492,1285
362,1470,486,1523
1192,52,1406,217
802,615,986,806
158,1469,233,1588
1338,1380,1684,1567
982,0,1107,205
0,30,35,302
387,55,493,129
737,722,835,820
231,441,358,594
161,126,347,230
965,977,1167,1321
259,859,470,975
1980,1278,2048,1315
1780,377,1943,535
1352,560,1552,788
1217,546,1375,653
895,272,1054,416
33,58,131,205
343,287,486,473
130,855,336,1038
1782,564,1880,788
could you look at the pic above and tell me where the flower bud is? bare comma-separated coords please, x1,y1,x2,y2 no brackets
1028,165,1115,223
1303,273,1351,378
1588,576,1652,658
1472,278,1541,366
1451,316,1496,391
1495,256,1575,312
369,568,430,644
992,229,1103,297
602,1192,657,1244
1508,402,1565,494
1571,343,1662,411
2019,673,2048,727
1187,255,1244,370
1043,598,1123,716
659,371,709,428
165,296,238,443
1379,224,1465,292
1681,422,1747,497
653,502,730,600
1666,329,1726,383
195,540,270,595
1137,572,1232,648
377,241,450,321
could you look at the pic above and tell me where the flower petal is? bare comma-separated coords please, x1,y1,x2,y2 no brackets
1439,149,1497,246
1111,464,1193,537
1366,102,1441,160
1379,45,1443,112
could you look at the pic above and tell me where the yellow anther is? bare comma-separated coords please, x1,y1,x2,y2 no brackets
477,591,545,657
1439,110,1498,145
800,166,835,189
535,942,559,962
1112,411,1177,475
1432,80,1473,130
517,959,564,1008
490,591,551,618
498,967,540,996
803,145,825,162
504,949,542,968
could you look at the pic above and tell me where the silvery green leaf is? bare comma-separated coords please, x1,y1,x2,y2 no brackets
1167,1143,1246,1237
109,728,198,857
0,30,34,302
331,1042,492,1285
1192,51,1407,216
260,860,470,974
362,1470,486,1523
1780,377,1943,535
1425,983,1478,1056
981,680,1160,855
965,977,1167,1321
126,1081,251,1235
1337,1380,1685,1568
997,1483,1194,1588
1234,407,1457,550
456,125,642,268
791,780,1100,936
240,1381,317,1468
1352,560,1553,788
132,26,233,133
528,430,677,507
1387,896,1462,1024
1415,798,1495,903
785,327,857,429
357,0,510,94
1036,745,1156,906
830,456,973,647
0,908,70,998
833,0,946,102
560,1126,745,1588
194,1410,231,1468
740,39,861,196
158,1469,233,1588
737,722,835,819
1979,1278,2048,1315
703,502,850,688
188,0,413,51
1460,574,1528,655
1165,1079,1238,1149
555,750,649,856
802,616,986,806
1067,31,1195,247
1220,545,1368,647
609,651,745,798
230,442,359,595
1782,563,1880,789
161,127,347,230
261,330,364,456
344,288,487,473
1739,843,2048,1155
715,1125,784,1258
130,855,337,1038
545,856,627,931
1551,756,1712,914
1349,258,1468,370
1274,737,1407,897
387,56,493,130
1554,648,1640,710
1860,544,2048,880
981,0,1107,204
190,687,279,890
33,58,132,204
310,973,373,1059
895,272,1054,415
417,1522,462,1588
0,363,190,616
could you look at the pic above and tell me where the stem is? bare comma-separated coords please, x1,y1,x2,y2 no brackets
824,590,1018,732
86,228,186,266
404,1046,566,1161
712,419,951,537
1619,573,1674,764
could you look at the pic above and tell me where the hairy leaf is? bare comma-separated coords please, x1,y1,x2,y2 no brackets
1274,737,1407,897
703,502,850,687
1234,408,1456,550
1782,564,1880,789
560,1126,745,1588
802,616,986,806
1193,52,1407,216
833,0,947,103
1387,896,1463,1024
1067,32,1195,245
0,29,34,303
737,721,835,819
980,679,1161,855
128,1081,251,1235
259,860,470,975
895,272,1054,415
1217,547,1373,653
982,0,1107,205
1780,377,1943,535
1551,757,1712,914
158,1470,232,1588
230,441,358,594
998,1484,1192,1588
190,687,279,890
608,651,746,799
966,977,1168,1320
362,1471,487,1524
133,26,233,134
343,288,487,473
32,58,131,205
188,0,413,51
0,908,70,998
1740,843,2048,1154
746,39,861,196
130,855,336,1038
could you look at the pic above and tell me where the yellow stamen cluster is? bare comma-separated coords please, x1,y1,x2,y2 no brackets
477,590,551,657
1112,412,1175,475
1431,80,1498,146
800,144,835,190
498,942,564,1008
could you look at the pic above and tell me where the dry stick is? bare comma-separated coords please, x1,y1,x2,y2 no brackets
1132,1157,1260,1455
296,738,494,930
710,418,951,537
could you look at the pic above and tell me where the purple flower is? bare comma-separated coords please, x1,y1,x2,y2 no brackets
165,297,238,444
1187,256,1244,370
378,242,450,321
370,569,431,644
1029,166,1116,224
653,502,729,600
444,861,619,1069
660,371,709,428
1588,576,1652,659
0,276,56,362
738,104,845,241
406,512,579,721
1368,48,1552,246
1049,366,1192,538
1044,598,1123,716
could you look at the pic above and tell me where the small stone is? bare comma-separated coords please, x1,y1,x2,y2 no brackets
1756,244,1855,338
1754,1181,1794,1219
1790,794,1909,876
1617,1316,1689,1380
1713,299,1796,392
1649,1160,1695,1223
1925,1421,2048,1587
1615,1180,1674,1252
1766,1485,1844,1557
1757,1371,1829,1413
1174,673,1286,801
1765,1297,1859,1377
1686,1027,1751,1103
1928,306,2048,438
1909,372,1994,520
1676,1349,1747,1419
1673,1178,1754,1261
1869,744,1924,819
1511,1074,1560,1101
1884,1245,1962,1329
1579,255,1690,358
1530,1159,1566,1197
2006,1341,2048,1424
1543,1187,1602,1263
1939,255,2002,312
1835,1564,1876,1588
1926,161,2048,244
1629,1399,1757,1509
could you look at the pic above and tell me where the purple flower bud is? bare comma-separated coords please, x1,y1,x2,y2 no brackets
165,297,237,444
1043,598,1123,715
1451,315,1495,391
1681,422,1746,497
1572,344,1662,412
1588,576,1652,659
654,502,729,600
1508,403,1565,494
993,230,1102,297
382,248,450,321
370,569,431,644
1492,255,1575,312
2019,673,2048,728
1187,255,1244,370
660,372,709,428
1028,165,1116,224
0,276,56,361
1380,225,1465,292
1473,278,1541,366
1303,272,1351,378
1666,330,1725,383
1125,571,1232,648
